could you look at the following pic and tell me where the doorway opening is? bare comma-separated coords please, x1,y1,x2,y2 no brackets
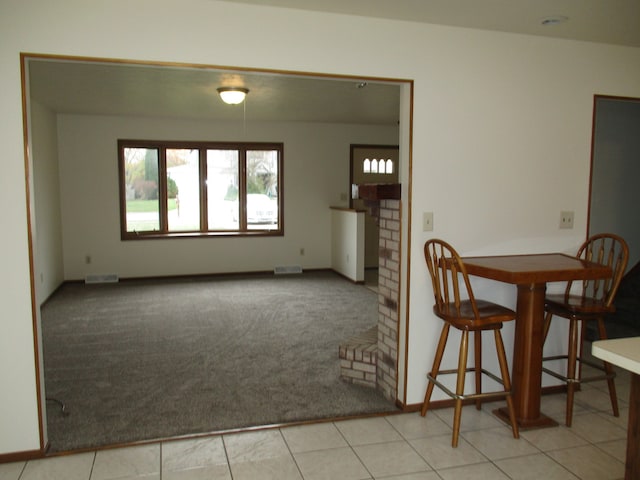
350,144,400,283
588,94,640,340
22,53,413,451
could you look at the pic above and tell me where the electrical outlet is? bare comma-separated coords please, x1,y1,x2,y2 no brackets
423,211,434,232
559,211,574,229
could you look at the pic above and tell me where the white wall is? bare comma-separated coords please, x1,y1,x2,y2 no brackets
330,208,365,282
32,101,64,303
2,0,640,456
404,35,640,402
56,114,397,280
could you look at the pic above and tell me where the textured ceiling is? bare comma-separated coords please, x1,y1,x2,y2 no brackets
28,59,402,125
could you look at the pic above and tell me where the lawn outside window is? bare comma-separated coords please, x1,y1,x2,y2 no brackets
118,140,283,239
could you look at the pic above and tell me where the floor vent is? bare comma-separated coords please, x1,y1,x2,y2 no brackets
85,274,119,284
274,265,303,275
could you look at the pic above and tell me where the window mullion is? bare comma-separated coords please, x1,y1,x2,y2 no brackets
239,148,247,231
159,148,168,232
200,148,208,231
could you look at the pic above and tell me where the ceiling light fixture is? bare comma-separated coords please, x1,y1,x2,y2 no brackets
541,15,569,26
217,87,249,105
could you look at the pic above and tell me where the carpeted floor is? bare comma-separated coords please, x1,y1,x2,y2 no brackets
41,271,397,452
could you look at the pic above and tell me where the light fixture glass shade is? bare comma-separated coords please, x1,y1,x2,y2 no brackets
217,87,249,105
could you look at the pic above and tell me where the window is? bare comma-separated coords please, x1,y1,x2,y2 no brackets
385,159,393,174
119,140,283,239
361,157,394,175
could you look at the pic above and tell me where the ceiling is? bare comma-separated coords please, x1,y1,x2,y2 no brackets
28,59,402,126
219,0,640,47
28,1,639,126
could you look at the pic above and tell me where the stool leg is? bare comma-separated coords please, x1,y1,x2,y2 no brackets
542,311,553,343
597,317,619,417
566,318,579,427
494,329,519,439
452,330,469,447
474,331,482,410
577,320,586,385
421,324,450,417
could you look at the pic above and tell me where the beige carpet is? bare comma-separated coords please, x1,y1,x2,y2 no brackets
42,271,397,452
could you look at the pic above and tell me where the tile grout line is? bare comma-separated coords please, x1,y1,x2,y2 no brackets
88,451,97,480
382,415,441,475
540,449,584,480
16,459,27,480
221,434,234,480
277,427,306,480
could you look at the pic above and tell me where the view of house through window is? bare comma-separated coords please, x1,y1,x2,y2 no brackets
119,141,282,239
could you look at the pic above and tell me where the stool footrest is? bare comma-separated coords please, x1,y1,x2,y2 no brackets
542,355,617,384
428,367,511,402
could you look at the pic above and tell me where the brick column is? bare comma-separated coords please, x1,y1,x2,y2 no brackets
377,199,401,401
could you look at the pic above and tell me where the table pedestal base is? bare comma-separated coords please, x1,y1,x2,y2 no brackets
493,407,558,430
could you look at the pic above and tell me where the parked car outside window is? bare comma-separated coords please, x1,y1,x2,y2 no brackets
247,193,278,224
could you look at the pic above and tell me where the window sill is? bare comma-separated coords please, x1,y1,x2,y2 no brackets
121,230,283,240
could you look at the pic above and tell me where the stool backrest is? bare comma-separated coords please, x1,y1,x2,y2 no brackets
424,239,478,320
569,233,629,306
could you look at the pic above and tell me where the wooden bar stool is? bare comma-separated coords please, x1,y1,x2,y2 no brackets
542,233,629,426
421,239,519,447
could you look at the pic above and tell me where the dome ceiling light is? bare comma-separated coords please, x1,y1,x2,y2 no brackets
217,87,249,105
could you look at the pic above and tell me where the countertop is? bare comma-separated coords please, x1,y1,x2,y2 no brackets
592,337,640,375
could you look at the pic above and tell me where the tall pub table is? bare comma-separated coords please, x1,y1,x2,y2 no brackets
592,337,640,480
461,253,612,429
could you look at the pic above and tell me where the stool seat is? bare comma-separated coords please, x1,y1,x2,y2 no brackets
545,293,612,316
436,300,516,330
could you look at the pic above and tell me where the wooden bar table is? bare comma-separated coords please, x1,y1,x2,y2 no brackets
461,253,612,429
592,337,640,480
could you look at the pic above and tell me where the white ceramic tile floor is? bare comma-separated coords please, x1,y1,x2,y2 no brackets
0,383,631,480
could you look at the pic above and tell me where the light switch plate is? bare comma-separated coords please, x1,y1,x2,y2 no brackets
423,211,434,232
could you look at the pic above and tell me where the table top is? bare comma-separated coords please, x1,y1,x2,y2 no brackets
461,253,612,284
592,337,640,375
